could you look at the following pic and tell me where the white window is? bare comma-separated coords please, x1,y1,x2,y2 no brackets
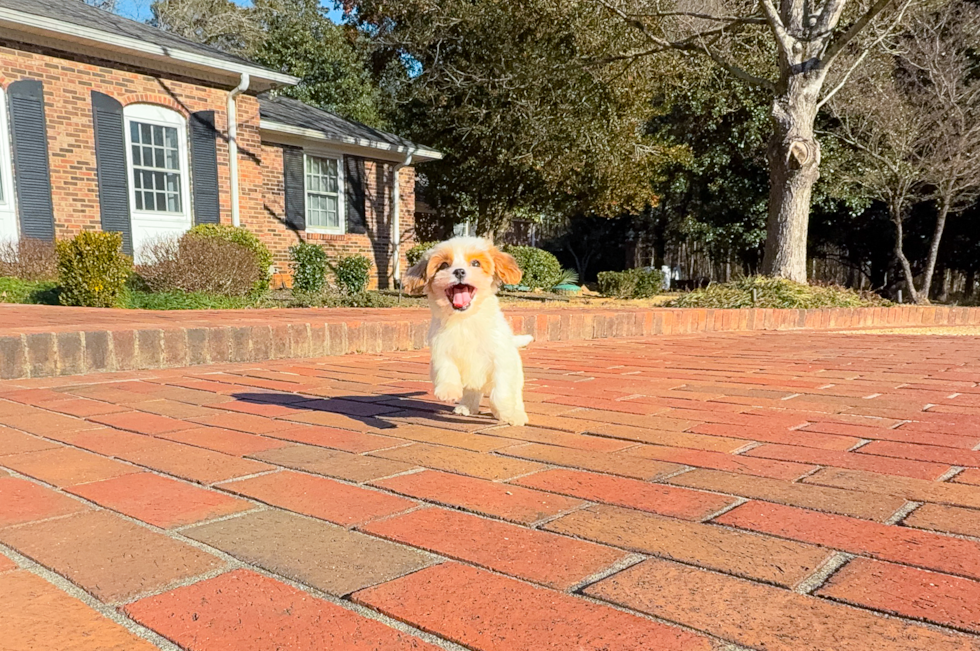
305,154,344,233
123,104,192,262
0,87,18,246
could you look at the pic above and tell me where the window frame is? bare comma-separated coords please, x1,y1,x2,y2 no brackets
122,104,192,224
303,151,345,235
0,87,18,229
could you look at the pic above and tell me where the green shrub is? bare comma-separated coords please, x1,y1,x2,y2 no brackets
665,276,892,309
187,224,272,292
289,242,329,294
287,288,399,308
56,231,131,307
597,268,664,299
406,241,438,267
330,254,372,295
502,245,562,290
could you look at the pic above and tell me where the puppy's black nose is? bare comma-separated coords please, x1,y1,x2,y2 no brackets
453,268,466,281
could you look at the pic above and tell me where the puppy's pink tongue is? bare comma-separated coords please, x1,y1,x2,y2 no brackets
452,286,473,309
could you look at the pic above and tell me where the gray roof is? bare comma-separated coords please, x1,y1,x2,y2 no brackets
259,95,441,160
0,0,293,85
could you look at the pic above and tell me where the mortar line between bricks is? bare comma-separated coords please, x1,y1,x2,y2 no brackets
884,500,923,526
793,551,854,595
169,506,269,533
0,542,185,651
529,500,596,529
567,552,648,594
938,466,966,482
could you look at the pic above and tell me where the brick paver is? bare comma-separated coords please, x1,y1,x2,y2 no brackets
2,328,980,649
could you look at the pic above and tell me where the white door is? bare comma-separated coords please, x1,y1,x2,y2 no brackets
0,88,19,247
123,104,192,263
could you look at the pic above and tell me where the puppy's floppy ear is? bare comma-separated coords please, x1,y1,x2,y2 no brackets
490,247,522,285
402,256,429,294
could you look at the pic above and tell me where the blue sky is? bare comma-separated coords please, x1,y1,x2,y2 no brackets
115,0,344,23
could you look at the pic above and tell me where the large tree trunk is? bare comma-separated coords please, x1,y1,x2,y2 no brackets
762,77,823,282
919,196,952,300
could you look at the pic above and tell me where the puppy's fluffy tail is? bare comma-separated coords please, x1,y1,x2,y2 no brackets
513,334,534,349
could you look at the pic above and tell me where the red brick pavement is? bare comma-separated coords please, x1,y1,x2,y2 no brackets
1,331,980,649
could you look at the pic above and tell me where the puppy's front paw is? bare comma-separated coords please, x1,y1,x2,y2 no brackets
434,384,463,402
453,404,473,416
501,410,529,427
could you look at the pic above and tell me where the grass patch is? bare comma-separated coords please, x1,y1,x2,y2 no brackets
121,289,260,310
665,277,891,309
0,277,60,304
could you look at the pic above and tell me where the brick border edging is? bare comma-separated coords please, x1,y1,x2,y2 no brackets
1,305,977,380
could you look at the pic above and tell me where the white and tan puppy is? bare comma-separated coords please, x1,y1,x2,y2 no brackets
404,237,531,426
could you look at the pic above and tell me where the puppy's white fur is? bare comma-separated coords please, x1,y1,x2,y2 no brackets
403,236,530,426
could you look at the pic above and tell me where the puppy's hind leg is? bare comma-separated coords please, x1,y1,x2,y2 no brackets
488,363,528,427
454,389,483,416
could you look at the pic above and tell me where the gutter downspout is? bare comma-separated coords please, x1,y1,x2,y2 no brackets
391,151,413,287
227,73,250,227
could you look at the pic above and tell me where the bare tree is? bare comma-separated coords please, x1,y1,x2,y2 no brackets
593,0,914,282
149,0,260,54
82,0,119,11
829,0,980,303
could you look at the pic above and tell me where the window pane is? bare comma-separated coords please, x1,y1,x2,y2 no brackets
140,124,152,143
134,192,143,210
144,191,155,211
325,195,339,227
131,144,141,166
151,125,163,145
164,128,177,149
167,193,180,212
133,169,143,189
130,122,140,142
166,149,179,170
154,148,165,168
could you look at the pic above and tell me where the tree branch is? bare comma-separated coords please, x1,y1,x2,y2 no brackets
693,42,776,90
816,0,913,109
758,0,796,53
820,0,898,69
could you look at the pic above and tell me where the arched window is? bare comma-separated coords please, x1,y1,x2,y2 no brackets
123,104,191,260
0,87,19,245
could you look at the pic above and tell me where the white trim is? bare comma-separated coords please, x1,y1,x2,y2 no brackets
0,87,18,245
303,152,345,235
0,7,298,88
260,119,443,162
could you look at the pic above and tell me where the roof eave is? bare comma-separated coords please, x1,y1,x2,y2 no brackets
260,119,444,162
0,7,299,91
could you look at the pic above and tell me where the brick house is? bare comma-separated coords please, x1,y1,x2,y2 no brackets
0,0,441,288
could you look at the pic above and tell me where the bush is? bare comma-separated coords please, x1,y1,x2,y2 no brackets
187,224,272,292
56,231,131,307
0,238,58,281
289,242,329,294
502,245,562,290
406,241,438,267
287,288,399,308
597,268,665,299
135,234,262,297
665,276,893,309
330,254,372,295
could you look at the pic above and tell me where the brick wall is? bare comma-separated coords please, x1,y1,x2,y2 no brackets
0,40,417,289
0,40,247,237
259,144,416,290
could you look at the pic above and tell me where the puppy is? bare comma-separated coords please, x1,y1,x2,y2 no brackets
404,237,531,426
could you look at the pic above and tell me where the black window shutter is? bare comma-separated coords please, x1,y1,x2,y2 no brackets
91,91,133,255
189,110,220,225
282,146,305,232
8,80,55,242
344,155,367,234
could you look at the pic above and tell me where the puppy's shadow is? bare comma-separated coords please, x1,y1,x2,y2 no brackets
231,391,491,430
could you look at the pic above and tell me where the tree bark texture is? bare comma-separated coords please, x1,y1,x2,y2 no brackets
762,73,824,282
919,196,951,301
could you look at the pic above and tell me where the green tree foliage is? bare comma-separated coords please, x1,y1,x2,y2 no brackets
348,0,686,234
150,0,386,126
249,0,388,126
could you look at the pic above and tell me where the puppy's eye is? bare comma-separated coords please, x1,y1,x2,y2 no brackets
438,262,450,271
470,260,481,268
